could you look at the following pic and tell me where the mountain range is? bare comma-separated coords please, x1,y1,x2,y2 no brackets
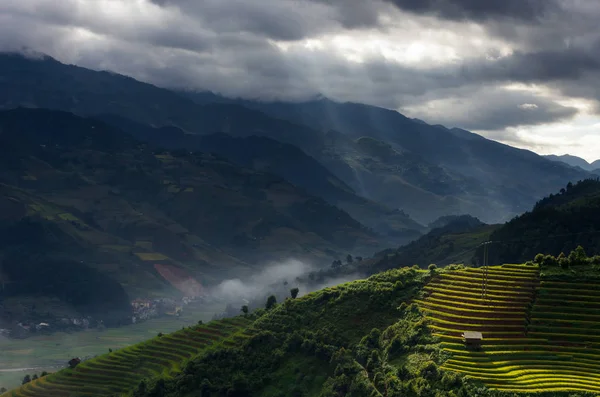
0,52,591,227
545,154,600,172
0,108,380,325
368,179,600,274
0,51,596,324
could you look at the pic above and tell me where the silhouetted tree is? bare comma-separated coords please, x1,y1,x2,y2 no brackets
0,387,7,393
346,254,353,264
290,287,299,299
133,380,147,397
569,245,587,266
40,371,48,377
241,305,249,315
22,375,31,385
265,295,277,310
32,374,38,381
534,253,544,264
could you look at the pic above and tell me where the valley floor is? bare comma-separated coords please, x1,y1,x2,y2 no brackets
0,302,222,391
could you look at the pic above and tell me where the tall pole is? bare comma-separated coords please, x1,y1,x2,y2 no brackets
482,242,489,302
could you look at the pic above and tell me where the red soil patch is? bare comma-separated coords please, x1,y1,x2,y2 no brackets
154,263,204,297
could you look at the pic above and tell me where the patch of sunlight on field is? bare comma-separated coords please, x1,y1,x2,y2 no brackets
101,244,131,252
135,241,153,250
57,213,78,221
135,252,168,261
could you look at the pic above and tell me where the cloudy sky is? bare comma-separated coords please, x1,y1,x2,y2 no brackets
1,0,599,162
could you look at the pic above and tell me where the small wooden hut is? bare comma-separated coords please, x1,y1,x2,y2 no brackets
462,331,483,347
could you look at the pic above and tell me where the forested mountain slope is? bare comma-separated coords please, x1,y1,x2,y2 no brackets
0,53,424,241
191,95,591,224
0,108,381,326
482,178,600,264
96,115,425,244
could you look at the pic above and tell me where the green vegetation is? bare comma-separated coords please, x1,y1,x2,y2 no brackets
0,108,384,327
484,179,600,264
6,259,600,396
420,258,600,395
369,216,498,273
4,267,432,396
1,317,253,397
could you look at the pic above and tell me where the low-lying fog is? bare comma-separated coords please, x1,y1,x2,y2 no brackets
208,259,363,315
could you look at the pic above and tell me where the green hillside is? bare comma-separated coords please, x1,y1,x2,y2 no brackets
368,215,499,273
1,317,254,397
370,179,600,275
482,179,600,264
426,264,600,394
0,108,382,326
5,258,600,396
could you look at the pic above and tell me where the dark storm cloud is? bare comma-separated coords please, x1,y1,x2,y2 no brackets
146,0,338,41
1,0,600,137
461,41,600,85
404,86,579,131
382,0,560,21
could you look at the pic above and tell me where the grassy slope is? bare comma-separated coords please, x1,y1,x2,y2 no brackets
6,263,600,396
366,218,499,273
1,317,254,397
3,267,431,397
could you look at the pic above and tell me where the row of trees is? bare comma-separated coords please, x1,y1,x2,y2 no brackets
21,371,49,385
241,287,301,315
533,246,600,269
331,254,363,269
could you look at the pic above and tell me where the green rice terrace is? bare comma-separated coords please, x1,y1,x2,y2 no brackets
4,259,600,396
0,317,254,397
418,263,600,394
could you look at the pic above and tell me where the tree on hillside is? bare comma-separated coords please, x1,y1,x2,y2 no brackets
534,253,544,265
346,254,353,264
32,374,38,381
241,305,249,315
428,264,437,274
569,245,587,266
290,287,299,299
22,375,31,384
40,371,48,377
331,259,342,269
265,295,277,310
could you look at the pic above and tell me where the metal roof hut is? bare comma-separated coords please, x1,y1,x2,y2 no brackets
68,357,81,369
462,331,483,347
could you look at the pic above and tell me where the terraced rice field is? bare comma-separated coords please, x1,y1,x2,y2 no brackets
418,264,600,394
1,316,254,397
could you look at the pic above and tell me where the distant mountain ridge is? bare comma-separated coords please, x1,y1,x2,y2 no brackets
367,178,600,273
545,154,600,171
185,93,591,223
96,114,426,243
0,52,592,227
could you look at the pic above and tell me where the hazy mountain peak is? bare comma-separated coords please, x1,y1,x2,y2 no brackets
544,154,595,170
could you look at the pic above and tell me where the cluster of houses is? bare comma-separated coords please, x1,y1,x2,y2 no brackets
130,296,202,324
0,296,204,339
0,317,97,338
